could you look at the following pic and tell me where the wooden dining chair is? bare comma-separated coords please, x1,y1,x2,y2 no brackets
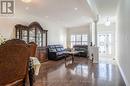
28,42,37,57
0,39,30,86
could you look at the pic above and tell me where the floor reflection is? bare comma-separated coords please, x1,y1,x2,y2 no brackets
99,63,112,81
34,57,125,86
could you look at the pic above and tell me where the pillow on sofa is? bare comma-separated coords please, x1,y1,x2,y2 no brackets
56,48,61,52
49,48,57,52
60,48,64,51
75,47,79,51
79,48,86,51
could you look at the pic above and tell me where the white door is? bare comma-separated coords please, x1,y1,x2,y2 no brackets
97,34,112,57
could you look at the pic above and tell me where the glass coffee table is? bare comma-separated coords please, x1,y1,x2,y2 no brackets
64,51,79,62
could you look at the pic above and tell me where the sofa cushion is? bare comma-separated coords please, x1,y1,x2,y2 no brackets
56,52,63,55
75,47,79,51
79,48,86,51
60,48,64,51
56,48,61,52
48,45,66,60
49,48,57,52
73,45,88,57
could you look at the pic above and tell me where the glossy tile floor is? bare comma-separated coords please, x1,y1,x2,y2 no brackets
33,57,126,86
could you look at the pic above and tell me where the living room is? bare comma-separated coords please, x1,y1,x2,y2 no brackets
0,0,130,86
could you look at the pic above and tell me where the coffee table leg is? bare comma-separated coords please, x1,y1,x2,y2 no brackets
29,68,35,86
64,55,66,66
72,54,74,63
65,56,66,61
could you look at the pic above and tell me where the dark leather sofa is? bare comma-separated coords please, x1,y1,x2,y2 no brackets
48,45,67,60
73,45,88,57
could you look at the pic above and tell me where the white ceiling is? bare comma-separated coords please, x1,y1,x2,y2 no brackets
94,0,119,24
15,0,119,27
95,0,119,16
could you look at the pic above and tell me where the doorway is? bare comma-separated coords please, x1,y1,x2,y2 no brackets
97,33,112,57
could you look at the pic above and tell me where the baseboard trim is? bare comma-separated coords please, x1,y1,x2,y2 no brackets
116,58,129,86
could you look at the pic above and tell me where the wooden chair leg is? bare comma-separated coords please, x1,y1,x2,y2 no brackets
29,68,35,86
23,78,26,86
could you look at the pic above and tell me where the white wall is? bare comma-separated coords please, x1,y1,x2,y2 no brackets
66,24,91,48
0,17,66,46
47,23,67,47
116,0,130,85
0,18,28,39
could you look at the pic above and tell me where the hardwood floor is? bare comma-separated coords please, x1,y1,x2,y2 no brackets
33,57,126,86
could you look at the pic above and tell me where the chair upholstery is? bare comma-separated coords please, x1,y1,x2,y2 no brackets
0,39,30,86
28,42,37,86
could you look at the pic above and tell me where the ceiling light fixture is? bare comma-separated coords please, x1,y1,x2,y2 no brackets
74,8,78,11
25,7,29,10
45,16,49,18
22,0,32,3
105,17,111,26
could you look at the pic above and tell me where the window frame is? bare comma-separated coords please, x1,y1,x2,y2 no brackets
70,34,88,47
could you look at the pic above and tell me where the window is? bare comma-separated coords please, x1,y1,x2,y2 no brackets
71,34,88,47
76,35,82,45
82,35,88,45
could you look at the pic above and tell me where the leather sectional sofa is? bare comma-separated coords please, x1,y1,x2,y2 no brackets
73,45,88,57
48,45,67,60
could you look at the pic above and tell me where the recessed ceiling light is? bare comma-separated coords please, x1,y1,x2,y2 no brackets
105,16,111,26
22,0,32,3
45,16,49,18
74,8,78,11
25,7,29,10
105,21,110,26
